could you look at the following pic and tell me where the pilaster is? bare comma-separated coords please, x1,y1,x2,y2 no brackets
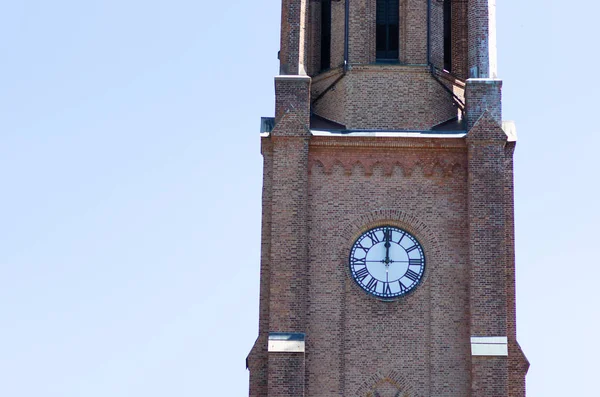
279,0,310,75
267,75,311,397
465,78,502,131
467,0,498,78
466,112,510,397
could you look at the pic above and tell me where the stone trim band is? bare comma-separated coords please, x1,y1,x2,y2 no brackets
471,336,508,356
268,332,306,353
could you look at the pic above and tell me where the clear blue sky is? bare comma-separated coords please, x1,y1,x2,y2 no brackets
0,1,597,396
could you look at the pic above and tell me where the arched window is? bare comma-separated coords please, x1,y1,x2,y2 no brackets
376,0,399,61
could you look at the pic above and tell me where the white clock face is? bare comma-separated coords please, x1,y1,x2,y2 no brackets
349,226,425,299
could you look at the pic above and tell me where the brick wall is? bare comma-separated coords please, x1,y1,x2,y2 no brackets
429,0,444,69
307,1,321,76
251,126,527,397
452,0,469,79
466,111,511,397
467,0,495,78
345,65,456,129
312,65,458,130
279,0,300,74
465,78,502,130
331,0,346,68
305,136,470,396
311,67,347,126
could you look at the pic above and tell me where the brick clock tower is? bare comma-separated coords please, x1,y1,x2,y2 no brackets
247,0,529,396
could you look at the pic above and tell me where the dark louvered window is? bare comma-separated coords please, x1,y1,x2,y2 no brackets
321,0,331,71
376,0,399,61
443,0,452,71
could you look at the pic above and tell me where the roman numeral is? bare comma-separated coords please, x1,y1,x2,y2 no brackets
354,267,369,282
365,231,380,244
398,280,407,293
409,258,422,266
355,242,369,253
396,231,406,244
384,228,391,242
405,245,418,253
351,256,366,265
365,277,378,292
404,269,420,282
383,282,392,296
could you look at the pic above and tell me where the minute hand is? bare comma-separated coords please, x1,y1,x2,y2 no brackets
384,229,391,264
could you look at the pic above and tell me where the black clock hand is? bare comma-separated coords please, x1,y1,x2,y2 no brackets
384,228,391,264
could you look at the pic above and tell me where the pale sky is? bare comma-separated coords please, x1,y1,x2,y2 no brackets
1,1,598,396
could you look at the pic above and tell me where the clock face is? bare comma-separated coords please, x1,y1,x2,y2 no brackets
349,226,425,299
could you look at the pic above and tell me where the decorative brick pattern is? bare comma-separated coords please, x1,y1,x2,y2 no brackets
354,369,418,397
308,143,465,177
